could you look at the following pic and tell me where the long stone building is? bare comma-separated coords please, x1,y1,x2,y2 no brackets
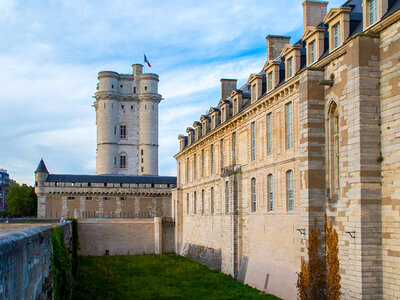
173,0,400,299
35,64,176,220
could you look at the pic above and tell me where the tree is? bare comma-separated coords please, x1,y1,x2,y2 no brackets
297,215,340,300
6,184,37,216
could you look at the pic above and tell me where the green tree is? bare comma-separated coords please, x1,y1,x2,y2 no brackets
6,184,37,216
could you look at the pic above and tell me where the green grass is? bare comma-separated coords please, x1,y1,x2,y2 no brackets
73,254,280,300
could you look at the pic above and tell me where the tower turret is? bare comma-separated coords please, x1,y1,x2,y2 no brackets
35,158,49,184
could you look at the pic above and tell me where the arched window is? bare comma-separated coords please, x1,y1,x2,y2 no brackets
287,170,294,211
327,102,340,200
119,154,127,169
251,178,256,212
210,187,214,214
267,174,273,211
225,181,229,213
120,124,127,139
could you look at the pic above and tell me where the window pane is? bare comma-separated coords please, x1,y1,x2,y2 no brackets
251,178,257,212
287,170,294,211
369,0,377,24
251,122,256,160
267,113,273,155
268,72,273,91
288,57,293,77
268,174,274,211
334,23,341,48
286,102,293,149
225,181,229,213
310,40,316,63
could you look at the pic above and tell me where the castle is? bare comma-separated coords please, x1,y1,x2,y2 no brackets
35,65,176,220
173,0,400,299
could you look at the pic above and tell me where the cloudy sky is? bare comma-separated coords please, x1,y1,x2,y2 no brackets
0,0,343,185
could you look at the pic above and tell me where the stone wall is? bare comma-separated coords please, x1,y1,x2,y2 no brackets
78,218,174,255
0,222,72,300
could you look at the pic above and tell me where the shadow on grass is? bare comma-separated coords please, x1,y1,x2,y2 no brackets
73,254,280,300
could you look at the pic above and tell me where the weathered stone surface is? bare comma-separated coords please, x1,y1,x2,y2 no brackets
181,243,222,271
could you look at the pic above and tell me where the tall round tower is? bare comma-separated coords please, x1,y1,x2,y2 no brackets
138,73,162,176
94,64,161,176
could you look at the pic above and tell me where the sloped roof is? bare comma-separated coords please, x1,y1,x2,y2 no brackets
35,159,49,174
45,174,176,184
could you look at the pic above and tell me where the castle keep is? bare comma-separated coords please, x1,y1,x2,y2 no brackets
35,65,175,221
173,0,400,299
95,64,161,176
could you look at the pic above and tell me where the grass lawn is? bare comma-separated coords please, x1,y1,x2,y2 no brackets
73,254,280,300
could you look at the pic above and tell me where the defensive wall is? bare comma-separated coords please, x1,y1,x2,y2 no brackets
78,217,175,255
0,221,72,300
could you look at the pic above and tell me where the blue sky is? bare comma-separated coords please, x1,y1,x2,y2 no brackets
0,0,343,185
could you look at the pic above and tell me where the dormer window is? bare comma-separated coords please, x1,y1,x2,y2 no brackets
369,0,378,25
333,22,341,48
309,40,316,64
287,57,293,78
268,71,273,91
252,85,256,101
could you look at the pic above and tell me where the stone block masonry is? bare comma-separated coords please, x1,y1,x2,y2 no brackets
0,222,72,300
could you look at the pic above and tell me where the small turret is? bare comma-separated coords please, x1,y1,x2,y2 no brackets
35,159,49,184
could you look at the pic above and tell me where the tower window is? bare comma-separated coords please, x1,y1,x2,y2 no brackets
120,154,127,169
133,87,136,94
120,85,123,88
114,157,116,166
131,105,134,110
121,104,124,110
111,85,114,89
114,126,116,135
144,86,147,91
120,125,127,139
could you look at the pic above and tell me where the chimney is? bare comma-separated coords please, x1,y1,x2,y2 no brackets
266,35,291,60
302,1,328,30
220,79,237,100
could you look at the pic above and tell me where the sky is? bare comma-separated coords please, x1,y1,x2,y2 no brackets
0,0,344,185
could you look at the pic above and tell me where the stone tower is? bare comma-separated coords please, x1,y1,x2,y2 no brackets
94,64,161,175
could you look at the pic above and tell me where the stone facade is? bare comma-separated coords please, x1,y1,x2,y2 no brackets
173,1,400,299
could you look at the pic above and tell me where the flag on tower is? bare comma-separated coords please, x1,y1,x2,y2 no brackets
144,54,151,67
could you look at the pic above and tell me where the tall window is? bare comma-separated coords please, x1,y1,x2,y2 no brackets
193,191,197,214
309,40,316,64
232,132,237,165
193,154,197,180
186,158,189,183
251,122,256,161
287,57,293,78
333,22,341,48
186,193,189,214
210,187,214,214
120,125,127,139
285,102,293,149
268,71,273,91
251,178,257,212
201,149,204,178
328,102,340,200
287,170,294,211
178,162,181,186
201,190,205,214
268,174,274,211
267,113,273,155
210,144,214,175
220,139,224,169
225,181,229,213
120,154,126,169
252,85,256,101
369,0,377,25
